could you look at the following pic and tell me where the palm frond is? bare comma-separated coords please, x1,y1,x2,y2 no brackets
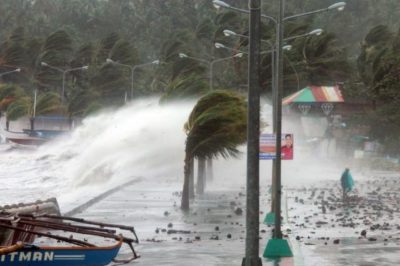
36,92,64,115
6,96,31,120
0,84,26,110
185,90,247,160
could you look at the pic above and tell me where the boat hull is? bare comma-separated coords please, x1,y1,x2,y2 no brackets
0,243,122,266
3,131,47,146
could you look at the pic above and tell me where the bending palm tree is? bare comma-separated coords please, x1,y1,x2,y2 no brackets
3,90,64,125
181,90,247,211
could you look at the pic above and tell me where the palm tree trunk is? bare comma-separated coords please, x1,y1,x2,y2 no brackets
189,157,194,199
197,157,206,194
206,158,214,181
181,153,191,211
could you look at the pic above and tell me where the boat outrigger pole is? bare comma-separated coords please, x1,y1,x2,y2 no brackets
16,213,139,243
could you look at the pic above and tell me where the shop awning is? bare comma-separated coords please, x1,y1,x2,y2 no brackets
282,85,344,105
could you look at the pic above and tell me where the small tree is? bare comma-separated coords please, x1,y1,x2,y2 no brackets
181,90,247,211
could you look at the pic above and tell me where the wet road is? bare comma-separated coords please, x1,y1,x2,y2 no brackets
66,180,293,266
64,173,400,266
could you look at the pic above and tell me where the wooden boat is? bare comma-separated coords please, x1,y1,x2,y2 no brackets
1,130,48,146
0,213,139,265
1,115,75,146
0,240,123,266
0,198,61,246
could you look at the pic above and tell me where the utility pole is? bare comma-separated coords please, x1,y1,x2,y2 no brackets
274,0,285,241
242,0,262,265
264,0,292,257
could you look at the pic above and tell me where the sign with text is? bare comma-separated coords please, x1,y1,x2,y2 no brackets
260,133,294,160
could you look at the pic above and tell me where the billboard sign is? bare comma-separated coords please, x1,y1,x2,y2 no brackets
260,133,293,160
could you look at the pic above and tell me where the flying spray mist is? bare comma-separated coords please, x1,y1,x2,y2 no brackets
0,97,343,210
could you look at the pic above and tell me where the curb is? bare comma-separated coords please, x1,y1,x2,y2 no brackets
64,177,142,216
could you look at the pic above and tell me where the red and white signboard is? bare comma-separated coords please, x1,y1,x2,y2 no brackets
260,133,293,160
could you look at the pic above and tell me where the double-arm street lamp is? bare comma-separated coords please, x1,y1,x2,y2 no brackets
41,62,88,104
223,28,322,44
106,59,160,100
222,27,322,110
213,0,346,262
179,51,244,196
0,68,21,78
213,0,345,20
215,42,292,54
178,52,243,91
214,42,292,92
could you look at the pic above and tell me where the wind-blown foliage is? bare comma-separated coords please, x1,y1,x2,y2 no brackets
355,25,400,154
298,32,351,85
0,84,25,110
35,92,64,115
181,90,247,210
36,30,74,89
161,74,208,102
185,90,247,159
6,96,31,121
6,91,63,121
357,25,394,89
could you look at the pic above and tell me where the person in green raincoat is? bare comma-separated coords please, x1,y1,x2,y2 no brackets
341,168,354,201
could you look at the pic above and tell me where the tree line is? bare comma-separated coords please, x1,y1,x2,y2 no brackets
0,0,400,154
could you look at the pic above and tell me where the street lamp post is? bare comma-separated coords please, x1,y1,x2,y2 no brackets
273,0,345,249
215,41,290,106
178,53,209,92
178,52,244,196
41,62,88,103
209,53,243,91
216,39,296,92
223,28,322,45
213,0,346,19
179,52,243,91
106,59,159,100
0,68,21,78
223,27,322,226
213,0,346,259
242,0,262,265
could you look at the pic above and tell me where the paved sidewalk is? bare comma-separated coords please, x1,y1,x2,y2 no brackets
66,180,295,266
65,172,400,266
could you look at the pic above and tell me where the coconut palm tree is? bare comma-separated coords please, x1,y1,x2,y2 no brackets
181,90,247,211
0,84,25,107
287,32,351,91
5,91,63,122
36,30,74,90
357,25,393,90
357,25,400,154
90,32,140,104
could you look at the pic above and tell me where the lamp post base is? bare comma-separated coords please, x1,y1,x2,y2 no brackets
241,257,262,266
263,212,275,225
263,238,293,258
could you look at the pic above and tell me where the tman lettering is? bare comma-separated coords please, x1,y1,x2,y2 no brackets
0,251,54,262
